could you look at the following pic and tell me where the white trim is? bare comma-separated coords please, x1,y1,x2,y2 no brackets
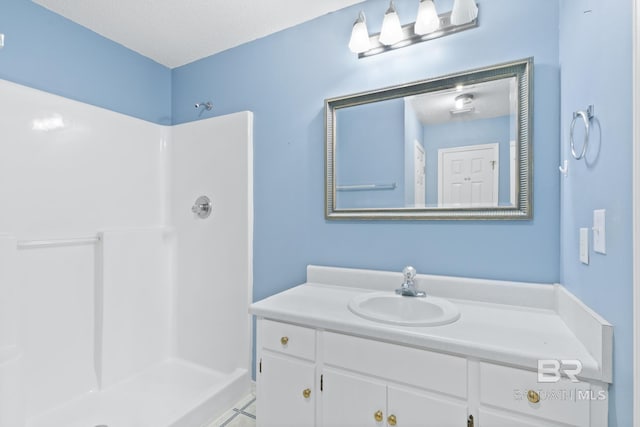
633,0,640,423
414,140,426,208
246,112,255,378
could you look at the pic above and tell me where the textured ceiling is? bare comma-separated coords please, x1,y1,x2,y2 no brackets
33,0,363,68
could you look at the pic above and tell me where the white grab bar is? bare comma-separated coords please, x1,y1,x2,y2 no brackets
17,236,100,250
337,183,397,191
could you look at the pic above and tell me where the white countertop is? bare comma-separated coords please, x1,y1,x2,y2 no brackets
250,266,612,383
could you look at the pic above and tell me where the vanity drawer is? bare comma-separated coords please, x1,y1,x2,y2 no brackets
260,319,316,361
322,331,467,398
479,362,590,426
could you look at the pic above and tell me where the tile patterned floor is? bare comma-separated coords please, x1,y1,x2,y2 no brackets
205,393,256,427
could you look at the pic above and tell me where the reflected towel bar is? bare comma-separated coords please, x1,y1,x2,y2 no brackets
17,236,101,249
337,183,397,191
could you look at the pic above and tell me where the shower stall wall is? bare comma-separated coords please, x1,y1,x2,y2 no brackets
0,79,253,427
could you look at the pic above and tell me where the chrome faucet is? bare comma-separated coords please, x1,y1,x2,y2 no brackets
395,266,426,297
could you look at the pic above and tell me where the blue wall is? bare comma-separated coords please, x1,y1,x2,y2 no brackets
173,0,561,302
0,0,171,124
423,115,512,206
559,1,633,425
335,98,405,208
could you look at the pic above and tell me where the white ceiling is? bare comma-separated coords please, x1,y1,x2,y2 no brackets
410,78,516,125
33,0,363,69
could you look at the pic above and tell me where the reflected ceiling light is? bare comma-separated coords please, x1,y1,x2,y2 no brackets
450,106,475,115
379,1,403,46
349,0,478,58
451,0,478,25
454,93,474,109
414,0,439,36
348,11,371,53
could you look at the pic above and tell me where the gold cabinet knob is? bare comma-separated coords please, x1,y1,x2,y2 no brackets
280,336,289,345
527,390,540,404
387,414,397,426
302,388,311,399
374,410,383,422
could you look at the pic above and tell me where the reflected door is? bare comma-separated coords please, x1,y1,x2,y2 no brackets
414,141,426,208
438,143,499,207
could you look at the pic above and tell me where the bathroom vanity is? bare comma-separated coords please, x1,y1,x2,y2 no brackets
250,266,612,427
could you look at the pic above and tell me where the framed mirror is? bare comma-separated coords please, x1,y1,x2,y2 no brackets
325,58,532,220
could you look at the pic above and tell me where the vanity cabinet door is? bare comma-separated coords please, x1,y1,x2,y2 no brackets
478,408,565,427
321,368,387,427
257,352,315,427
478,362,590,426
388,385,468,427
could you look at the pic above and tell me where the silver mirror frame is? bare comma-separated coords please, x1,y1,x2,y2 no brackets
325,57,533,220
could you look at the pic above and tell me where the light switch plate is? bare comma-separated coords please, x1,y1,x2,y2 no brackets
0,34,4,49
593,209,606,254
580,227,589,264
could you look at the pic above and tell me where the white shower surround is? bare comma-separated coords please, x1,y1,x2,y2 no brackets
0,79,253,427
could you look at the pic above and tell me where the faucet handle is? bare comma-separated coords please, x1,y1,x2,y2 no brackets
402,266,416,281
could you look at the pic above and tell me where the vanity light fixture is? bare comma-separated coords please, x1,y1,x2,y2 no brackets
451,0,479,25
349,0,478,58
348,11,371,53
379,2,403,46
414,0,440,35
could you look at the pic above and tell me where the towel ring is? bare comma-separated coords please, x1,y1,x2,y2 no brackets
570,105,594,160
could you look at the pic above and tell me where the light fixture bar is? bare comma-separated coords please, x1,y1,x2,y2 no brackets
358,10,478,59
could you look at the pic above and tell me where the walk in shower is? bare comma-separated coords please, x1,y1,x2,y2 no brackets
0,79,253,427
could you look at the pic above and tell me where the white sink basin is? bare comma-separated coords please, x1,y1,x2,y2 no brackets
348,292,460,326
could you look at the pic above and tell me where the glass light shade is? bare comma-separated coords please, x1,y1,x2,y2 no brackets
454,94,473,110
379,2,403,46
348,12,371,53
414,0,439,35
450,0,478,25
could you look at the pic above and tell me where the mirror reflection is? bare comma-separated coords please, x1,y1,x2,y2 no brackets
335,77,517,209
325,58,531,220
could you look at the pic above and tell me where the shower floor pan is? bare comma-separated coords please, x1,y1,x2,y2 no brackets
27,359,249,427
